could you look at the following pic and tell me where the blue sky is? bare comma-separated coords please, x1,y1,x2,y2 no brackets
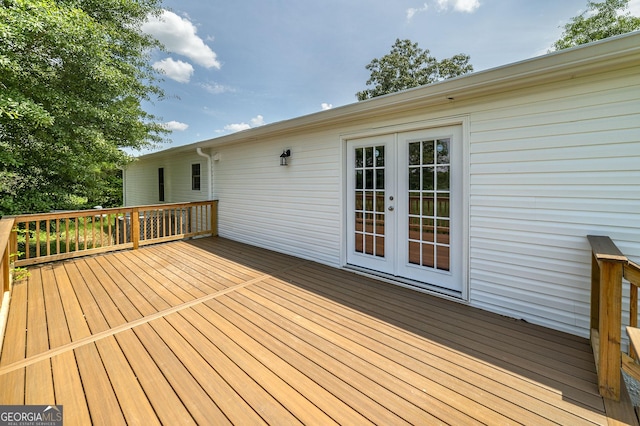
138,0,640,153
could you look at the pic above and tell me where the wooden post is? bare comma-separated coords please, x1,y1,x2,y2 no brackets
587,235,627,401
598,259,623,400
131,208,140,250
631,285,638,359
591,253,601,330
211,201,218,237
1,243,9,293
0,219,16,293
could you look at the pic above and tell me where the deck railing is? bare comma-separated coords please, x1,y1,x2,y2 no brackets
0,217,16,354
0,218,14,294
8,200,218,267
587,235,640,401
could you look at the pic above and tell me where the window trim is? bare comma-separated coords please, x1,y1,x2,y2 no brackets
191,163,201,191
158,167,165,202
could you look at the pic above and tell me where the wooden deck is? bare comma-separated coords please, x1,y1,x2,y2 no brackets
0,237,636,425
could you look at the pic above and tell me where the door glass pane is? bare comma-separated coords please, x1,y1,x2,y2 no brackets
365,213,373,233
355,212,363,232
365,170,374,189
422,166,435,191
421,218,435,242
408,241,420,265
422,243,435,268
409,142,420,165
354,144,385,257
436,139,449,164
365,234,374,255
355,148,363,167
376,236,385,257
365,147,374,167
437,245,450,271
355,191,363,210
407,138,451,271
409,168,420,190
437,166,449,191
376,169,385,190
423,141,435,165
375,192,385,212
376,146,385,167
437,194,450,218
409,192,420,215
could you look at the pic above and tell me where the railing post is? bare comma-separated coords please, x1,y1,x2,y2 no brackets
587,235,627,401
211,200,218,236
591,253,601,331
598,259,623,400
132,207,140,250
2,241,9,294
0,219,16,294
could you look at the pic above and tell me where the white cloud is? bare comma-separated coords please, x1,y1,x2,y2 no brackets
321,103,333,111
224,123,251,132
222,115,266,133
152,58,194,83
436,0,480,13
200,82,235,95
250,115,265,127
407,3,428,21
164,121,189,131
142,10,221,69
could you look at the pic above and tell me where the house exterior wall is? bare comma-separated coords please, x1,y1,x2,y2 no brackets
125,151,209,205
125,51,640,338
213,129,344,266
466,67,640,335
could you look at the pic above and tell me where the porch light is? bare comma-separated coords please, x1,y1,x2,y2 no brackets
280,149,291,166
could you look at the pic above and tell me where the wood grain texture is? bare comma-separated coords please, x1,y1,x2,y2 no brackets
0,237,634,424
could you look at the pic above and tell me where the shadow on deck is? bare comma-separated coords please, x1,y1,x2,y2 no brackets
0,237,636,425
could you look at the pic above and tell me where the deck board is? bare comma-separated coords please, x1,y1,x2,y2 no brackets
0,236,634,425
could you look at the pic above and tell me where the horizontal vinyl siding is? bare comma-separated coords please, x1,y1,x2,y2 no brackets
124,161,159,206
128,58,640,339
467,67,640,337
215,132,343,266
124,152,210,206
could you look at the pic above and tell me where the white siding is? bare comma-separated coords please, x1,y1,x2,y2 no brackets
466,67,640,337
126,48,640,338
214,131,343,266
125,152,210,206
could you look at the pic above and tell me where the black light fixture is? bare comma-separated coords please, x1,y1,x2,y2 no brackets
280,149,291,166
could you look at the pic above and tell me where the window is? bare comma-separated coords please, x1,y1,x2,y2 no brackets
158,167,165,202
192,163,201,191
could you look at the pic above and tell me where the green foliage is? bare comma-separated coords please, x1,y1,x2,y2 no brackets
552,0,640,50
0,0,168,215
9,252,29,282
356,39,473,101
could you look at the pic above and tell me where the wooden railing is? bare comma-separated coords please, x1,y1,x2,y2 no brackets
0,218,14,294
587,235,640,401
8,200,218,267
0,217,16,356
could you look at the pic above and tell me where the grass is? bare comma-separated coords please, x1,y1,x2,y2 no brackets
16,214,119,260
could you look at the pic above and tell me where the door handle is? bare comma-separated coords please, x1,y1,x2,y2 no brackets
388,206,394,211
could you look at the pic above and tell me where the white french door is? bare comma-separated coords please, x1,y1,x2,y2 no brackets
346,126,463,294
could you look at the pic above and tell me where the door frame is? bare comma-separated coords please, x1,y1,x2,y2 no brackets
340,116,470,301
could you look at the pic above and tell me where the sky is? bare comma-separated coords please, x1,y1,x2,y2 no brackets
137,0,640,154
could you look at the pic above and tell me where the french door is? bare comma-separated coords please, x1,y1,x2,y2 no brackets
346,126,463,294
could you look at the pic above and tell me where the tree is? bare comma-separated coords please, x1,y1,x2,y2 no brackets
0,0,168,215
552,0,640,51
356,39,473,101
